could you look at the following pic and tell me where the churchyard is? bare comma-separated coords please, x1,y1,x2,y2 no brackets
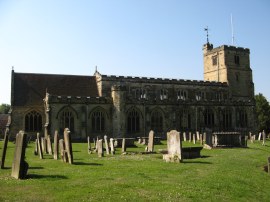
0,132,270,201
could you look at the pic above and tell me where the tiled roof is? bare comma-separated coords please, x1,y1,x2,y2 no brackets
13,72,98,106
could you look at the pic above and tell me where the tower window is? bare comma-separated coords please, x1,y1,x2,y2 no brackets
234,55,240,65
212,56,217,65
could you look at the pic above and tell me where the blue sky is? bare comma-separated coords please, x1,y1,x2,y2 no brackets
0,0,269,104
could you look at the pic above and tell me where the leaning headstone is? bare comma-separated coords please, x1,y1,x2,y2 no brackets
110,138,115,155
87,136,92,154
258,132,262,141
183,132,186,142
104,135,110,155
262,130,266,146
37,133,43,159
47,135,53,155
147,130,155,152
97,139,103,157
64,128,73,164
54,131,59,160
193,133,196,144
59,139,68,163
122,138,126,153
11,131,28,179
163,130,182,163
1,129,9,169
189,132,192,142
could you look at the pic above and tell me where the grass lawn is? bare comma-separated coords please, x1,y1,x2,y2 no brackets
0,139,270,202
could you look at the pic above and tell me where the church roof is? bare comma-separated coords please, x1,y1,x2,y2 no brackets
12,72,99,106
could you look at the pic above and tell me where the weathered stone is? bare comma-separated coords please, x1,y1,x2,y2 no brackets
53,131,59,160
193,133,196,144
34,139,38,155
37,133,43,159
59,139,68,163
11,131,28,179
196,131,200,141
189,132,191,142
147,130,154,152
104,135,110,155
97,139,103,157
183,132,186,142
110,138,115,155
122,138,126,153
47,135,53,155
137,137,142,144
163,130,182,163
200,133,203,145
262,130,266,146
258,132,262,141
64,128,73,164
1,129,9,169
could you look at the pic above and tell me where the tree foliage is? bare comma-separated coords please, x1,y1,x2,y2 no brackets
255,93,270,133
0,103,10,114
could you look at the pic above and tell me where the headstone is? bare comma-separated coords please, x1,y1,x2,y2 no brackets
147,130,155,152
200,133,203,145
11,131,28,179
63,128,73,164
122,138,126,153
196,131,200,141
189,132,191,142
97,139,103,157
87,136,91,154
193,133,196,144
141,137,146,145
34,139,38,155
1,129,9,169
47,135,53,155
59,139,68,163
258,132,262,141
183,132,186,142
54,131,59,160
262,130,266,146
163,130,182,163
138,137,142,144
203,132,206,143
36,133,43,159
110,138,115,155
104,135,110,155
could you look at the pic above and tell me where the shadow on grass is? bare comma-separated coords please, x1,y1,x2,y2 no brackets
0,166,11,170
29,166,44,169
184,161,212,164
73,162,103,166
27,174,68,179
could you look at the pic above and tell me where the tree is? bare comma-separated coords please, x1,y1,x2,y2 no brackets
0,104,10,114
255,93,270,133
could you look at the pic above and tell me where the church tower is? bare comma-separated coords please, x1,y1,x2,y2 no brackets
203,43,254,100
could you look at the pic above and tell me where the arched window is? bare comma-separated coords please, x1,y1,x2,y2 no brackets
204,109,214,127
151,110,163,132
91,110,105,132
60,108,75,133
25,111,42,132
222,109,232,129
179,109,191,130
177,90,187,100
127,108,140,132
236,109,247,127
160,89,168,100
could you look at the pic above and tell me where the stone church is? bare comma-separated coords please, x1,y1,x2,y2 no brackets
7,42,256,140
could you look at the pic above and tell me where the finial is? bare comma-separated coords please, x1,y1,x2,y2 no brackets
95,65,97,72
204,26,209,43
12,66,14,71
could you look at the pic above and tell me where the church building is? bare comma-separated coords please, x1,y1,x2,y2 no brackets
7,43,256,140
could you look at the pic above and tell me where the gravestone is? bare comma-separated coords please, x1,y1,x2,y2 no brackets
183,132,186,142
203,132,206,143
64,128,73,164
196,131,200,140
47,135,53,155
189,132,191,143
110,138,115,155
262,130,266,146
11,131,28,179
147,130,155,152
163,130,182,163
122,138,126,153
138,137,142,144
34,139,38,155
87,136,91,154
200,133,203,145
193,133,196,144
104,135,110,155
59,139,68,163
258,132,262,141
37,133,43,159
97,139,103,157
54,131,59,160
1,129,9,169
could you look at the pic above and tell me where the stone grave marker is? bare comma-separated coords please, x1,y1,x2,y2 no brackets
59,139,68,163
47,135,53,155
122,138,126,153
189,132,191,142
193,133,196,144
110,138,115,155
11,131,28,179
258,132,262,141
200,133,203,145
196,131,200,141
147,130,155,152
262,130,266,146
1,129,9,169
34,139,38,155
97,139,103,157
37,133,43,159
163,130,182,163
64,128,73,164
54,131,59,160
87,136,91,154
183,132,186,142
104,135,110,155
138,137,142,144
